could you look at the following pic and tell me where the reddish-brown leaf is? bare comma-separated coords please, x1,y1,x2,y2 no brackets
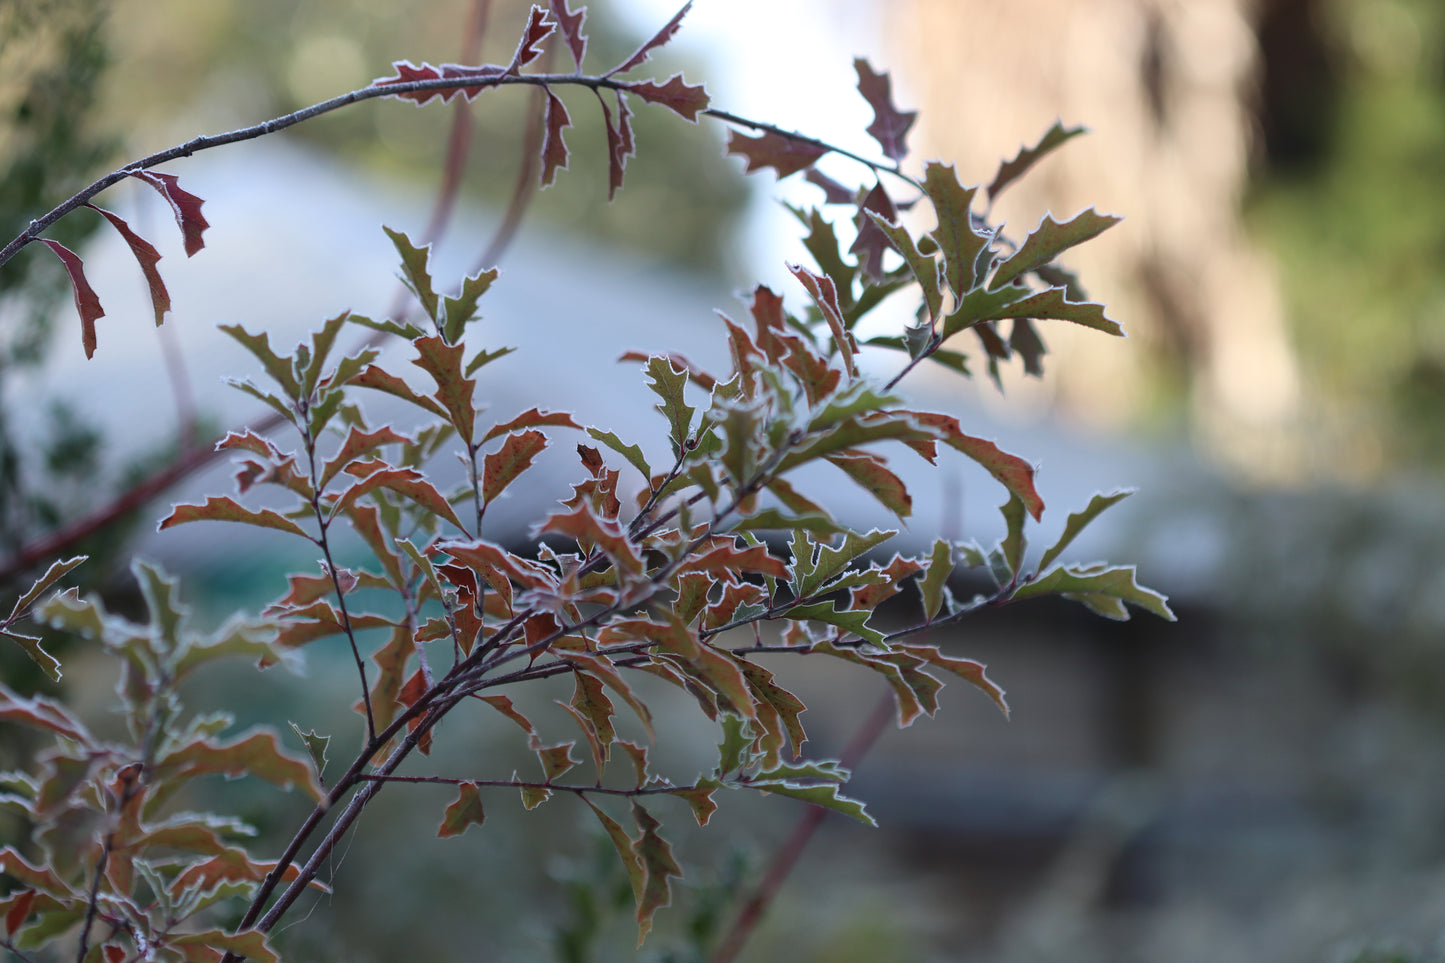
508,5,557,73
904,644,1010,717
910,412,1044,521
482,429,549,507
320,425,411,489
550,0,587,68
849,553,923,610
479,694,539,739
39,239,102,359
158,496,312,540
675,540,788,580
826,450,912,519
850,182,899,282
482,407,583,443
726,129,827,179
558,652,656,741
335,464,469,533
674,783,719,826
372,60,504,105
158,730,324,801
538,501,644,576
86,204,169,325
437,782,487,837
412,335,478,443
131,170,209,256
854,59,916,162
625,74,708,122
541,89,572,186
597,90,635,199
612,2,692,75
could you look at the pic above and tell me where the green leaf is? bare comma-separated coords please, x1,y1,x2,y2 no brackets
158,730,325,801
986,121,1087,204
981,285,1123,336
644,356,695,453
939,282,1030,341
923,162,990,297
287,724,330,781
0,631,60,684
792,206,857,306
441,267,500,343
345,312,427,340
1038,489,1135,571
1012,564,1175,621
465,344,517,376
586,427,651,480
630,802,683,947
226,378,296,423
582,796,644,907
791,528,897,599
157,497,312,540
779,600,886,648
436,782,487,837
997,491,1028,582
990,209,1121,291
674,779,720,827
297,312,350,397
917,538,954,622
384,226,439,324
745,763,875,826
219,325,300,400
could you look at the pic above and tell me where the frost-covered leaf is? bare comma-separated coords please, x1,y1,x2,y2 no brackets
981,285,1123,337
0,682,92,744
631,802,682,947
904,645,1009,717
923,162,990,297
334,465,468,534
826,451,911,519
131,170,209,256
1038,489,1135,571
674,780,719,826
997,491,1027,581
1013,564,1175,621
507,5,556,73
789,264,856,377
373,60,505,105
6,556,86,625
219,324,301,400
625,75,708,122
916,539,953,622
170,929,278,963
158,497,312,540
87,204,168,325
550,0,587,68
780,600,885,648
541,89,572,186
441,267,500,343
865,210,941,322
611,2,692,75
284,724,331,783
39,240,102,359
745,761,875,826
346,364,449,418
790,527,896,599
644,355,694,452
483,430,548,504
385,227,440,323
159,730,325,801
586,427,651,480
411,336,478,443
909,412,1044,521
583,797,644,909
854,59,915,162
991,209,1121,290
850,182,898,283
437,782,487,837
986,120,1087,204
726,129,827,178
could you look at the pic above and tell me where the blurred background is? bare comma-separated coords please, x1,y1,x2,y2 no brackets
3,0,1445,960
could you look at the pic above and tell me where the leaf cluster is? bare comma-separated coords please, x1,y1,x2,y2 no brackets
0,4,1173,960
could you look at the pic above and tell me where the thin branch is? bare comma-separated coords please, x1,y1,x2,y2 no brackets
702,107,922,190
354,773,689,798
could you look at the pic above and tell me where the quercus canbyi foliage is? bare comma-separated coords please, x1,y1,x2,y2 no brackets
0,4,1175,961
